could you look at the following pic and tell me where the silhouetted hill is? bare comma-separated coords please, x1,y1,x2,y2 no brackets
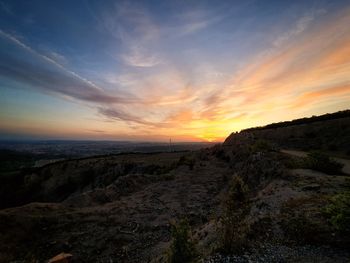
242,110,350,132
225,110,350,156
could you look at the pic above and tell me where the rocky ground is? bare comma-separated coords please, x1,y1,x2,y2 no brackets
0,150,231,262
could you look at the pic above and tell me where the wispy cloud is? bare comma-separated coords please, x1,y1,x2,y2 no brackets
0,30,151,126
0,29,195,127
122,46,161,67
0,30,103,92
98,2,162,69
0,52,134,104
273,9,326,47
98,2,223,69
46,51,68,65
172,9,224,37
290,84,350,109
97,107,158,126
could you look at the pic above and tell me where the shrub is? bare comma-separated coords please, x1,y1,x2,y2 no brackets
226,176,248,209
219,176,250,254
304,151,343,174
323,191,350,232
167,219,197,263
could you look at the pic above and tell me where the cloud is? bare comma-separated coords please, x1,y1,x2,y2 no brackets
122,46,161,67
0,29,103,92
0,30,155,126
98,2,223,70
273,9,326,47
166,109,196,123
98,107,163,127
46,51,68,65
181,20,209,35
229,9,350,94
0,51,135,105
97,3,163,69
290,84,350,109
173,9,223,37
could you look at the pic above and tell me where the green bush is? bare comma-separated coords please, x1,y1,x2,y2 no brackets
304,151,343,174
167,219,197,263
323,191,350,232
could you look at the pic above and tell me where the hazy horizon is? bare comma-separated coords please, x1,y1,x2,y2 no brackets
0,137,211,143
1,0,350,142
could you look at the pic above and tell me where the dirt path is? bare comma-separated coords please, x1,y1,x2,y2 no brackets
281,149,350,174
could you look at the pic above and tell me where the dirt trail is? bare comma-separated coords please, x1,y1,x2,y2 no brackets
281,149,350,174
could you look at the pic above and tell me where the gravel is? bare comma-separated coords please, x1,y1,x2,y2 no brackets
204,244,350,263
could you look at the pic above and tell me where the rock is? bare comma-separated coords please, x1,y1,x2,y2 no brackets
48,252,73,263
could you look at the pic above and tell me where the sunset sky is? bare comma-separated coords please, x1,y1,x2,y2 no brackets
0,0,350,142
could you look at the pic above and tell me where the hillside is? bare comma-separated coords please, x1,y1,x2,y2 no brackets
0,111,350,262
225,110,350,156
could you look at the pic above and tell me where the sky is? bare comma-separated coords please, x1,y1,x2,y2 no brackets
0,0,350,142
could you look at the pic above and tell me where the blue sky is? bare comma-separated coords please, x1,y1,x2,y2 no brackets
1,0,350,141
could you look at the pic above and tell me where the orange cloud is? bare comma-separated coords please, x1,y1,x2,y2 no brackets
167,109,195,123
291,84,350,109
